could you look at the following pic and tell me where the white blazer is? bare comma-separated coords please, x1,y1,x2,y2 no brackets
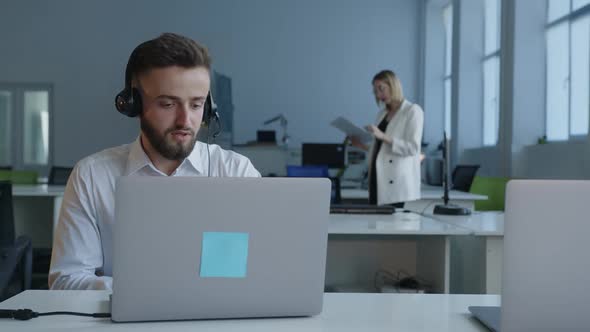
368,100,424,205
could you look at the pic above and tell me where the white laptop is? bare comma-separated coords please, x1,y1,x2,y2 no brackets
111,177,331,322
470,180,590,331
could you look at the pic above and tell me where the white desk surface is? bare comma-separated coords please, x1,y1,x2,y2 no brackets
341,185,488,201
427,211,504,236
421,185,488,200
0,290,499,332
12,184,488,202
12,184,65,197
329,212,472,235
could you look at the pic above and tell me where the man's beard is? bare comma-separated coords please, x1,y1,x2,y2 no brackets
140,117,198,160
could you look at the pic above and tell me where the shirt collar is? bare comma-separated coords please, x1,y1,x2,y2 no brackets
400,99,410,112
185,141,206,175
124,137,206,176
124,137,152,176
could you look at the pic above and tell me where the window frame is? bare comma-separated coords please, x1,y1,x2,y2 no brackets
545,1,590,141
482,0,502,147
0,83,54,175
443,3,453,138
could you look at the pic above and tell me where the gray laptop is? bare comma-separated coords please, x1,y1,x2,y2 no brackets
111,177,331,322
470,180,590,331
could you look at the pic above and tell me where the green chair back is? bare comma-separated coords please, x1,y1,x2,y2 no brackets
469,176,510,211
0,170,38,184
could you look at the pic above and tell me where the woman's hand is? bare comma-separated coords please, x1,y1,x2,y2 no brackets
365,125,392,144
347,136,369,151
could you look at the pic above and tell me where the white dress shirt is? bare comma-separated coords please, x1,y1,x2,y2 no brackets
49,138,260,290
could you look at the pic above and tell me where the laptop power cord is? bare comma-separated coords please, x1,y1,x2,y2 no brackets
0,309,111,320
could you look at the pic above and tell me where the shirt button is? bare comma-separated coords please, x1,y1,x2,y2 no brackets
389,160,393,163
389,180,393,184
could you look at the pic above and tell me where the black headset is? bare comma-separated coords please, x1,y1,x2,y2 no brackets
114,51,218,128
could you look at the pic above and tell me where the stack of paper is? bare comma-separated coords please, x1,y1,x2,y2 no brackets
330,116,373,143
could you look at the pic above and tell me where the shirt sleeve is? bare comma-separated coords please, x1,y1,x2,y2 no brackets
48,162,112,290
388,104,424,157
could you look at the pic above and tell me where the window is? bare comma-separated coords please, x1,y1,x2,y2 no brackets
443,4,453,138
545,0,590,140
0,84,52,172
573,0,590,11
483,0,502,146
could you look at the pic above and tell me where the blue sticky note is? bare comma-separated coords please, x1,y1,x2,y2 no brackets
200,232,249,278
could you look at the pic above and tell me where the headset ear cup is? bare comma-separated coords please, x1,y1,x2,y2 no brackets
115,89,131,116
115,88,143,117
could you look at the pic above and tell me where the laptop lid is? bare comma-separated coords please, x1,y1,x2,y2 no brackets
469,306,500,332
501,180,590,331
112,177,331,322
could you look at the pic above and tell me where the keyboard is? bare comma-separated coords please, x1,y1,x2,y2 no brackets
330,204,395,215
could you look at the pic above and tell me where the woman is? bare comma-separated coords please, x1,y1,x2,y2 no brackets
350,70,424,207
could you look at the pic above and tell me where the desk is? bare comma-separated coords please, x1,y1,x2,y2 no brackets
427,212,504,294
11,185,501,295
12,185,65,248
327,213,472,293
0,290,500,331
328,212,504,294
341,185,488,212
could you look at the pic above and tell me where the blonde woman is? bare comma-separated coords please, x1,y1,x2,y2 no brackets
350,70,424,207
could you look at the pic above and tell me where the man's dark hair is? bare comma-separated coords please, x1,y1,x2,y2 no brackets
125,33,211,86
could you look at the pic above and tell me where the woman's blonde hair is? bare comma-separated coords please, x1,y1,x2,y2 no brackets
372,70,404,106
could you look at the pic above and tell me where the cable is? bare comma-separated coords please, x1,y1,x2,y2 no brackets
419,200,437,215
373,268,433,293
207,131,211,177
401,200,437,218
38,311,111,318
212,112,222,139
206,113,222,178
0,309,110,321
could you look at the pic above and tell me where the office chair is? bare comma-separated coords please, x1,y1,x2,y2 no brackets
451,165,480,192
0,181,32,301
48,166,73,185
470,176,510,211
0,170,38,184
286,165,330,178
329,177,342,204
285,165,339,204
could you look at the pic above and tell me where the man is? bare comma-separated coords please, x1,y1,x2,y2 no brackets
49,33,260,290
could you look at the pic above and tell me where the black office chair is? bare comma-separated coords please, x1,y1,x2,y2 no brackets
38,166,71,287
0,181,32,301
330,177,342,204
451,165,480,192
48,166,73,185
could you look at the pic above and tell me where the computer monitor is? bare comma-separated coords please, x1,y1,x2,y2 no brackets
256,130,276,143
302,143,345,169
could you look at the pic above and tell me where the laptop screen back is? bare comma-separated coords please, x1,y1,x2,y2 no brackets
112,177,331,322
502,180,590,331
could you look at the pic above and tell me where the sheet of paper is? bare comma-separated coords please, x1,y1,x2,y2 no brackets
330,116,373,143
200,232,249,278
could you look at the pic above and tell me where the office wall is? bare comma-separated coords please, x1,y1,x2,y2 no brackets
0,0,422,166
